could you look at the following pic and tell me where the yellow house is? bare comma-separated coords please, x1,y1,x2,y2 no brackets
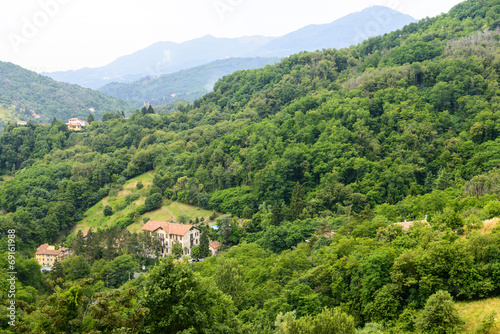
66,118,89,131
35,244,71,268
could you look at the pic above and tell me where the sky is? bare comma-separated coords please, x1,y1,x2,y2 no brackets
0,0,464,73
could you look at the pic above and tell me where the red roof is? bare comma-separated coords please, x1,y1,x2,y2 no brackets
35,244,49,255
35,244,69,256
209,241,223,249
141,221,197,236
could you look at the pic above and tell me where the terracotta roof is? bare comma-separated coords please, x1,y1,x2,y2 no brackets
35,244,69,256
141,221,197,236
169,222,194,236
209,241,223,249
35,244,49,255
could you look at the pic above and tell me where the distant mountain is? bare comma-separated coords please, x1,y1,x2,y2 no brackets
98,57,280,106
0,61,132,124
45,6,415,90
46,36,275,89
44,6,415,92
254,6,417,57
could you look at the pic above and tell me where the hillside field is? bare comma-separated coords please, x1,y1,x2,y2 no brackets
457,297,500,333
70,172,216,237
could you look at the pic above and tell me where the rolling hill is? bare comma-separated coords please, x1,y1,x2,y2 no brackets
0,61,132,125
98,57,280,106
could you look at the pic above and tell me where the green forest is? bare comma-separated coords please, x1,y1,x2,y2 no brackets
1,0,500,332
0,62,132,128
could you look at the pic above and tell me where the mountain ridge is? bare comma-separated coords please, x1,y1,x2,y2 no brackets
98,57,281,106
44,6,416,89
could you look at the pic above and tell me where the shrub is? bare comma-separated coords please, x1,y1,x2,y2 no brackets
484,201,500,219
137,205,146,215
136,181,144,189
432,207,463,229
103,205,113,216
475,311,497,334
150,186,162,196
117,176,126,185
125,193,140,205
144,193,162,212
464,214,483,232
178,215,188,224
114,216,134,228
415,290,463,334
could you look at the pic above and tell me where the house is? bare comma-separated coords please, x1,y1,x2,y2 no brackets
35,244,71,268
89,107,95,112
66,118,89,131
209,240,223,255
394,215,429,232
16,121,27,126
141,221,200,257
33,114,41,119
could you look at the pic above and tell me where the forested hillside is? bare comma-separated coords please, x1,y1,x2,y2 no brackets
0,62,132,125
1,0,500,332
98,57,280,107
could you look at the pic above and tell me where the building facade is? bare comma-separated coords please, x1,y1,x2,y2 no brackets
141,221,200,257
66,118,89,131
35,244,71,268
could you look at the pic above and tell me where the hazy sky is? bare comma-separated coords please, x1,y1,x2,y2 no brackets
0,0,463,72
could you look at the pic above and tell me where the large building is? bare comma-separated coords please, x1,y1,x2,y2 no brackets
35,244,71,268
141,221,201,257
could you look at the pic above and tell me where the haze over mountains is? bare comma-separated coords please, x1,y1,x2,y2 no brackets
46,6,416,90
98,57,281,107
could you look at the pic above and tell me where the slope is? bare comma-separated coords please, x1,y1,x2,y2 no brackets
45,6,414,90
98,57,280,106
0,61,132,123
47,35,275,89
255,6,417,57
3,0,500,331
70,172,216,237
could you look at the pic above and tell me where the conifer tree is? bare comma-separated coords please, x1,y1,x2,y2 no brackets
200,231,210,258
271,203,282,226
290,182,306,221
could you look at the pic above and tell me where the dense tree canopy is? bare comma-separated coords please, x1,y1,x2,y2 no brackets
2,0,500,332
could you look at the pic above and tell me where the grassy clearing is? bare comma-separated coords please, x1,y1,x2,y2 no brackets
480,218,500,234
456,297,500,333
126,202,215,233
70,171,215,237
